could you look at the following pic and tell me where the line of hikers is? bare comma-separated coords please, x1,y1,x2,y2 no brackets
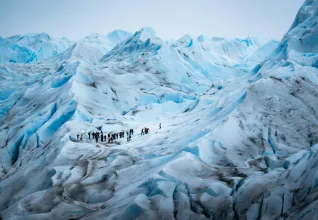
76,129,134,143
76,125,157,143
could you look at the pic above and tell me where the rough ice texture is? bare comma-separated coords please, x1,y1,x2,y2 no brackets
1,1,318,219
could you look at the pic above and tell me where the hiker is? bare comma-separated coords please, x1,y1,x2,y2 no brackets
95,134,98,143
96,132,100,142
88,132,91,139
159,123,161,129
132,129,134,135
92,132,95,139
80,134,83,142
77,134,80,141
101,134,104,142
127,134,131,142
104,135,107,141
141,129,144,135
108,134,111,143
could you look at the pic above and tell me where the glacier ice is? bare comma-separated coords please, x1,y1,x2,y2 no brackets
0,33,73,64
1,0,318,219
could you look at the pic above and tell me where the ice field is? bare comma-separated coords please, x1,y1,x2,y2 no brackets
1,0,318,219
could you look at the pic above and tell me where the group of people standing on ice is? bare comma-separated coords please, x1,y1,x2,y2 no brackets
89,129,134,143
76,123,161,144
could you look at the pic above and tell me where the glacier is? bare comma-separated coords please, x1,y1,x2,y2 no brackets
0,33,73,64
1,0,318,219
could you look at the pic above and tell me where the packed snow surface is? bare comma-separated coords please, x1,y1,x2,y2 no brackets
1,1,318,219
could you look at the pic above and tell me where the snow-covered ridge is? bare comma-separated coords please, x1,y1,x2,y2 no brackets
0,28,277,66
0,30,133,64
74,30,133,62
0,33,73,64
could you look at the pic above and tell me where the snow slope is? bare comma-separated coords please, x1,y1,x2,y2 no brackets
169,35,279,80
74,30,132,62
214,0,318,163
216,0,318,218
1,1,317,219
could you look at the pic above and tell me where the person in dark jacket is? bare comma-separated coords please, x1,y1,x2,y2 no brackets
88,132,91,139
